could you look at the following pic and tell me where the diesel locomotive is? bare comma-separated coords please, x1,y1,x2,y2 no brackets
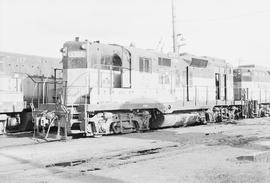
234,64,270,103
233,64,270,117
34,38,238,137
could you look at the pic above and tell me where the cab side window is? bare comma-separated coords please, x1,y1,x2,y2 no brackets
139,57,151,73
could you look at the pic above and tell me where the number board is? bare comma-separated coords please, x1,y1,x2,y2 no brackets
68,51,86,58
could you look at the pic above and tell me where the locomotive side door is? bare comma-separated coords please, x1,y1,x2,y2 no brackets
121,49,131,88
186,66,193,101
224,74,227,101
215,73,221,100
186,66,189,101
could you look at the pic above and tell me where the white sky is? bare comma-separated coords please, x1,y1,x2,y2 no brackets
0,0,269,66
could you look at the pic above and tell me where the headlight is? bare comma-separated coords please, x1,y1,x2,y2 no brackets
81,44,87,50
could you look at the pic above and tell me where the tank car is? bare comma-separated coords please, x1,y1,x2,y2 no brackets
0,52,61,133
34,37,234,137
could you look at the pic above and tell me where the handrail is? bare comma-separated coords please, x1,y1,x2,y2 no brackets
90,63,131,70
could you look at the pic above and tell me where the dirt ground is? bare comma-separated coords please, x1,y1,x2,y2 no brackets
1,118,270,183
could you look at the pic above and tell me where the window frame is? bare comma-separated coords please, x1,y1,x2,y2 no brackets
139,57,151,73
158,57,171,67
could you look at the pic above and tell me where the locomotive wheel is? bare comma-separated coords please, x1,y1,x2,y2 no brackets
111,122,121,134
132,121,140,132
86,123,93,135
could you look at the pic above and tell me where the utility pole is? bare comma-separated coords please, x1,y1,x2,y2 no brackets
171,0,177,53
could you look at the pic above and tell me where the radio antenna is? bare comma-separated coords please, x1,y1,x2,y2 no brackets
171,0,177,53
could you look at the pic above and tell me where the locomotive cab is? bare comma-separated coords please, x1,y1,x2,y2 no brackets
60,38,134,132
61,38,132,106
